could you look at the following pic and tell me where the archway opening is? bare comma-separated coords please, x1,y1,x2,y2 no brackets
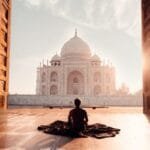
67,71,84,95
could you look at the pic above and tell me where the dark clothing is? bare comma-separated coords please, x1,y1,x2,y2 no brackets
38,120,120,138
68,108,88,132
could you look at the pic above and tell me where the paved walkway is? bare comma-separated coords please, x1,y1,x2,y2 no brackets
0,107,149,150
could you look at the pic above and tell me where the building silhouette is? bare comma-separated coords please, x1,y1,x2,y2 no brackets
36,30,116,97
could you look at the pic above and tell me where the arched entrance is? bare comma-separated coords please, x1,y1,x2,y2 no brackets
50,85,58,95
67,71,84,95
2,0,150,114
50,72,58,82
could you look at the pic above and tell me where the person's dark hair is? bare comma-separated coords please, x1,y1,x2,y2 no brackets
74,98,81,107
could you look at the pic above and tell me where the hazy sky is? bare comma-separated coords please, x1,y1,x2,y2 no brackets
10,0,142,94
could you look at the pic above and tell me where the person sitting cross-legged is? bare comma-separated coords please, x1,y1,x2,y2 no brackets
68,98,88,136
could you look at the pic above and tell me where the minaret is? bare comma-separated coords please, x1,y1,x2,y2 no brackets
75,28,77,37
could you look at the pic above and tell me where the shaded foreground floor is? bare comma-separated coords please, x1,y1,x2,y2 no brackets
0,107,150,150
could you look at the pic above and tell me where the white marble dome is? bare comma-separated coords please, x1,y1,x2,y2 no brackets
92,54,100,61
51,54,60,61
61,31,91,59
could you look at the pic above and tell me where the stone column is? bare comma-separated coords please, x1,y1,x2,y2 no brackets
0,0,11,109
142,0,150,113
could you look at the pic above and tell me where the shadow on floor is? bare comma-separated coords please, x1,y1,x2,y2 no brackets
25,135,73,150
145,114,150,123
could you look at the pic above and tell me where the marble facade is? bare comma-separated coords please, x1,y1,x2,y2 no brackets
36,30,116,98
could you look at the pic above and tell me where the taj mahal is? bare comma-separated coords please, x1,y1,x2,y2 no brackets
36,30,116,97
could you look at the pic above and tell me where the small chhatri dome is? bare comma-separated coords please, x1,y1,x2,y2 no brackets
61,29,91,59
92,54,100,61
51,54,60,61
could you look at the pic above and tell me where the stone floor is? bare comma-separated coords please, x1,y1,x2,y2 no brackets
0,107,149,150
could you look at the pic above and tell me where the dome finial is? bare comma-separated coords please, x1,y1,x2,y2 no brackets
75,28,77,37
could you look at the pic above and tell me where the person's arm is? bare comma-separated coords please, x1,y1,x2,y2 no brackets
68,111,72,124
84,111,88,123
